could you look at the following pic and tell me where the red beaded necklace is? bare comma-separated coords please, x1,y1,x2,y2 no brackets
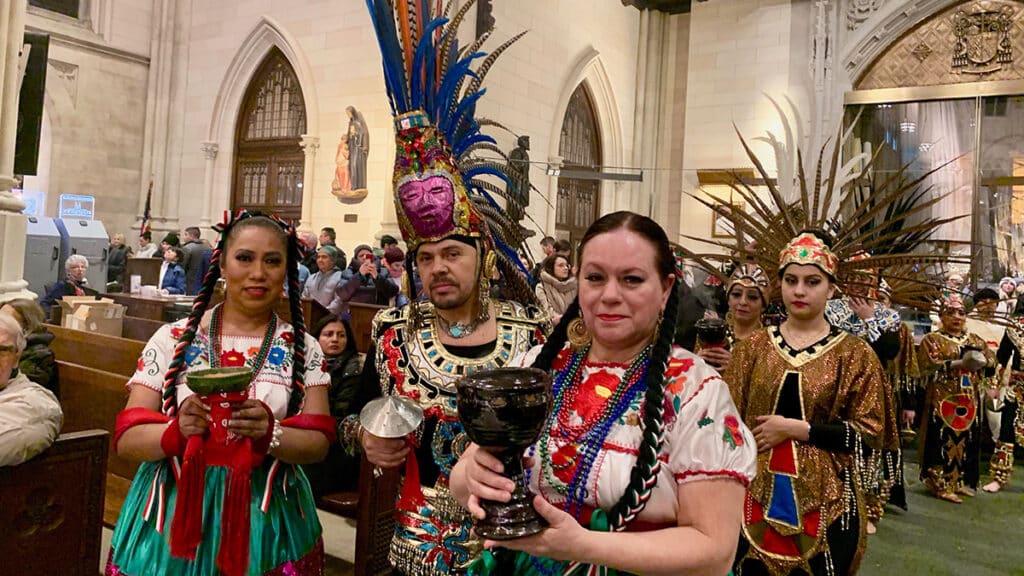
206,304,279,377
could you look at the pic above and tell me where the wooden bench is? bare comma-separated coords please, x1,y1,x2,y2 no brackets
122,315,164,341
56,360,137,527
49,324,145,376
0,429,108,575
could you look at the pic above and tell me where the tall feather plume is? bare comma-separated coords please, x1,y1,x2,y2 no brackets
366,0,540,303
679,98,966,313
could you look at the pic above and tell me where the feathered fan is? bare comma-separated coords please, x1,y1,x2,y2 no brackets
679,95,970,312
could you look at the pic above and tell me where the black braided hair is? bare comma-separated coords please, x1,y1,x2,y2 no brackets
159,210,304,416
529,211,680,531
282,221,307,416
161,216,227,416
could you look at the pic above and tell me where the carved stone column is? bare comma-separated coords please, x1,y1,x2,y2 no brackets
299,135,319,230
200,141,219,227
0,0,35,301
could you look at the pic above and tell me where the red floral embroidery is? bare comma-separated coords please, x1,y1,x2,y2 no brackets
280,331,294,343
569,369,619,423
550,443,579,485
170,326,186,339
666,373,688,396
136,357,145,372
381,327,406,393
246,346,260,356
220,349,246,367
665,357,694,380
321,358,328,373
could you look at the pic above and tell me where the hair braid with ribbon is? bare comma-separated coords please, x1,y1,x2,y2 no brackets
283,222,307,416
160,216,228,415
606,279,678,529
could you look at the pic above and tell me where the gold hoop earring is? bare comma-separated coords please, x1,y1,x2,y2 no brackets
567,316,591,352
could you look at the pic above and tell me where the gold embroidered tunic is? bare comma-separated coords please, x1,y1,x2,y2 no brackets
917,330,994,494
725,326,885,576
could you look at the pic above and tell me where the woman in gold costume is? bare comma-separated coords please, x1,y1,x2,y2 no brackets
726,231,886,576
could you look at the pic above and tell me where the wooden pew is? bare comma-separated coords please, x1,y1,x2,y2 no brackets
57,360,137,526
48,324,145,376
350,302,386,354
0,429,108,575
122,315,164,341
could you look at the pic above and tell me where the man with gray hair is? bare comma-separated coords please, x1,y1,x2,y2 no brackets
0,313,62,466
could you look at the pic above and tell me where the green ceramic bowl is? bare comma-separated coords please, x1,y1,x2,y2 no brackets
185,367,253,395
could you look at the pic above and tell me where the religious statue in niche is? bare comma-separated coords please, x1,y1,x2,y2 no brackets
952,5,1014,75
505,135,533,237
332,105,369,201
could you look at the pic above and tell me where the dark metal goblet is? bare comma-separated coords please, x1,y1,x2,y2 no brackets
456,367,552,540
695,317,728,348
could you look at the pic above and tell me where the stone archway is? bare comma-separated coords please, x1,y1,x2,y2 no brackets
545,49,624,235
206,16,319,226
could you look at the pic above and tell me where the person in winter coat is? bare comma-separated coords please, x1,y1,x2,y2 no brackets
302,246,346,316
535,253,577,325
159,247,187,295
0,299,58,397
302,315,362,497
108,233,132,285
337,244,398,316
40,255,98,314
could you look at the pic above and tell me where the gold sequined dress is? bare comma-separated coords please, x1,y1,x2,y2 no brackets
725,326,885,576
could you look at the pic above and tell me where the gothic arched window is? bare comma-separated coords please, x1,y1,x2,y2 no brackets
232,49,306,221
556,84,602,246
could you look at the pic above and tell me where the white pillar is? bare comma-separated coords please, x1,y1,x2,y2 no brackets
299,134,319,230
0,0,34,302
545,155,563,236
199,141,218,227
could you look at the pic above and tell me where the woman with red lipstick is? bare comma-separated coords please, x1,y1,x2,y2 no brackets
725,230,886,576
107,211,335,575
452,211,757,575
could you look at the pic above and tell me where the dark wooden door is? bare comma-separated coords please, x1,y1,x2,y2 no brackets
232,49,306,222
556,85,602,247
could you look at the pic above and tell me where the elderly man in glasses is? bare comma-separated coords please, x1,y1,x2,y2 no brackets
0,312,62,466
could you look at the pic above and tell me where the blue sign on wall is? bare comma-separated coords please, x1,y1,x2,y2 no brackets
12,189,45,218
58,194,95,220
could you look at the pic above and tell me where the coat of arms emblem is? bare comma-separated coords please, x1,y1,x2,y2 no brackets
953,7,1014,74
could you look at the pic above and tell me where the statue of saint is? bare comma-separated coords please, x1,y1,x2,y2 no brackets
333,106,370,201
506,135,531,223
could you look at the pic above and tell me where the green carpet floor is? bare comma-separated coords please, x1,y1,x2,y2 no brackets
860,445,1024,576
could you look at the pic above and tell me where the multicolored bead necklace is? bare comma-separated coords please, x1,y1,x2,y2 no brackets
206,304,279,378
529,344,652,520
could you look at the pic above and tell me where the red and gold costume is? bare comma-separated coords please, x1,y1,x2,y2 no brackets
917,329,994,495
727,326,885,576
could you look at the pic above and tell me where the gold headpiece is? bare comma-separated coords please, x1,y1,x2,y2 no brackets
778,232,839,277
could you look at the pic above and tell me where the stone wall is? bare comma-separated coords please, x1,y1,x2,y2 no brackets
21,0,152,240
678,0,806,253
165,0,640,256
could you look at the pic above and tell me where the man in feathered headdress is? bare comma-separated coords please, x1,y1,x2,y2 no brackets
340,2,549,574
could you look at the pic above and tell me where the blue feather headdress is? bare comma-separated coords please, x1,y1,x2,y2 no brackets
365,0,536,305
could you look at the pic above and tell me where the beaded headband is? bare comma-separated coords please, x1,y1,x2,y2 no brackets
778,232,839,278
727,264,768,301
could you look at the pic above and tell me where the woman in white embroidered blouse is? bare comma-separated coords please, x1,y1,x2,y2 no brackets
451,211,756,576
106,213,334,576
